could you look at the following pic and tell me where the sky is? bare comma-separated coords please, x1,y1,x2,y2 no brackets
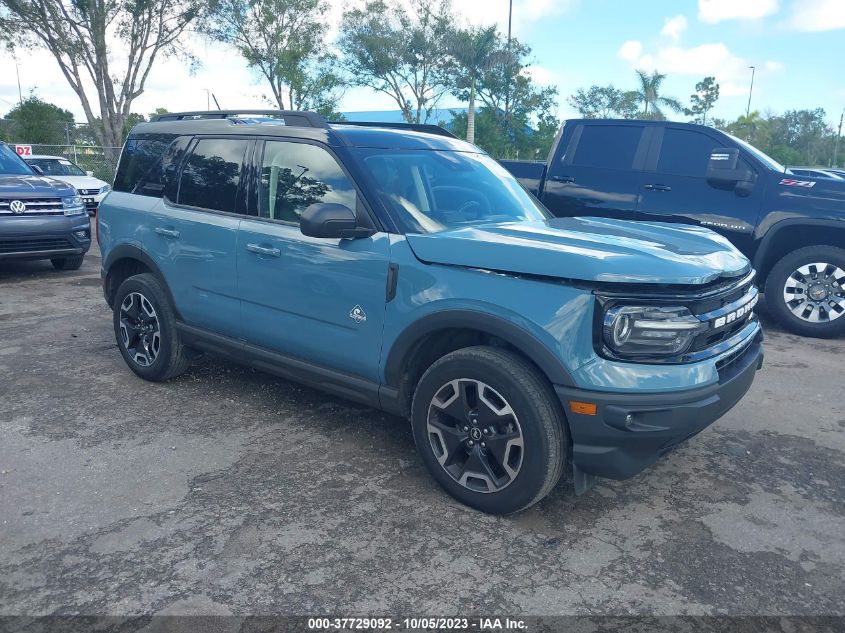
1,0,844,128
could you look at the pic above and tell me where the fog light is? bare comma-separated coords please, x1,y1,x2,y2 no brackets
74,229,89,239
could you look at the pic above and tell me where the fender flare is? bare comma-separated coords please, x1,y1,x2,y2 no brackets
102,244,178,314
382,309,577,388
753,218,845,274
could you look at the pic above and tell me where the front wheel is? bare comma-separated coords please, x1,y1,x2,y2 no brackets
411,346,566,514
766,245,845,338
51,255,84,270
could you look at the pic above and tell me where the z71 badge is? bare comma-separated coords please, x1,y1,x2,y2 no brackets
779,178,816,188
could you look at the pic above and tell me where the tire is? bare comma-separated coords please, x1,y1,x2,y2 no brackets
51,255,84,271
113,273,189,381
411,346,567,515
766,245,845,338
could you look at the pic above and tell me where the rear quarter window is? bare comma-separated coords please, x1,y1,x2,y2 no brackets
113,133,187,197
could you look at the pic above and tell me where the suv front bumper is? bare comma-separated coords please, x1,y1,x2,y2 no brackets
555,333,763,482
0,215,91,260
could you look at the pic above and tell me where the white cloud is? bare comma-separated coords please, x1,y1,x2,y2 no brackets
441,0,578,29
697,0,779,23
521,65,555,85
617,40,644,63
785,0,845,31
618,39,782,98
661,15,688,42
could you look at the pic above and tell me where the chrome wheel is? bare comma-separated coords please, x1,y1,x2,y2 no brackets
426,379,524,494
119,292,161,366
783,262,845,323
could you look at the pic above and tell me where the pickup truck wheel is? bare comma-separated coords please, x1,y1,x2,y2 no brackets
113,273,189,381
51,255,84,271
767,246,845,338
411,346,566,515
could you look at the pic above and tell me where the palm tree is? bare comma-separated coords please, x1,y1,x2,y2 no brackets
634,69,683,119
447,25,501,144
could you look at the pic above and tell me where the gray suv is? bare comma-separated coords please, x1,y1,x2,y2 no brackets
0,142,91,270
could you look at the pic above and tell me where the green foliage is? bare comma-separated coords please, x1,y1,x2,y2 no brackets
568,85,639,119
205,0,342,114
338,0,453,124
3,95,74,144
685,76,720,125
446,25,501,142
634,69,682,118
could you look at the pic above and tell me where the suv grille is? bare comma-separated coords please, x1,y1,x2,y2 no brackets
0,198,64,216
0,238,73,253
687,274,757,353
78,189,100,196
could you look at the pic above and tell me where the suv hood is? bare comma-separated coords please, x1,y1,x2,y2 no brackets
49,175,108,191
0,174,76,198
405,217,751,285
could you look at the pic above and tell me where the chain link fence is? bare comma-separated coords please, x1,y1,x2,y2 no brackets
21,144,120,183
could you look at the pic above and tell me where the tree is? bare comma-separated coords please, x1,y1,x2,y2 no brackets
338,0,453,124
4,95,74,144
634,69,682,119
447,25,501,143
568,85,639,119
685,76,720,125
206,0,341,113
0,0,203,153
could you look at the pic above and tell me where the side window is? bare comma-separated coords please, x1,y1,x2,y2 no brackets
656,128,720,177
572,125,643,170
113,133,177,195
257,141,357,223
177,138,249,212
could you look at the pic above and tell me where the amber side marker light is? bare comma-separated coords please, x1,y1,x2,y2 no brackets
569,401,598,416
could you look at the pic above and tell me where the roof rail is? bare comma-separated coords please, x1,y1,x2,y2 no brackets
330,120,458,139
150,110,329,128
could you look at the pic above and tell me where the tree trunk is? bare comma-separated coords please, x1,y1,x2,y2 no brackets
466,79,476,144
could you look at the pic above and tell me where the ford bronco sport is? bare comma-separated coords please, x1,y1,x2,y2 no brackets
98,111,763,514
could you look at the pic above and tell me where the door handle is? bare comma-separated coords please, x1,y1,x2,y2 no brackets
550,175,575,183
644,184,672,192
246,243,281,257
155,227,180,238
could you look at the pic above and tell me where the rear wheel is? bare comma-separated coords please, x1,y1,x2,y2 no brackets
113,273,189,381
411,346,566,514
767,245,845,338
51,255,84,271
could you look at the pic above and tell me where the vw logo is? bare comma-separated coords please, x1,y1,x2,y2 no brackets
9,200,27,215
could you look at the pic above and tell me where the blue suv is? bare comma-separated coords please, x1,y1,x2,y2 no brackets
1,142,90,269
98,111,763,514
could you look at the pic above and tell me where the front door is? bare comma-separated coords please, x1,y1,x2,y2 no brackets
636,126,764,256
237,139,390,381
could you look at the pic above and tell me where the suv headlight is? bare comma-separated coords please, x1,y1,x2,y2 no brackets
62,195,85,216
98,184,111,195
602,305,705,357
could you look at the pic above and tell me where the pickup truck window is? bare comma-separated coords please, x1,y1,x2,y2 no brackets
257,141,357,223
354,149,547,233
656,128,719,177
727,133,785,173
178,138,249,213
572,125,642,170
0,143,34,175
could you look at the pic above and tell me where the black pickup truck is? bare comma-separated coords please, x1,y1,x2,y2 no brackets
501,119,845,338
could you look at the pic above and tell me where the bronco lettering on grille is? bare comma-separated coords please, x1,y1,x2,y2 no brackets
712,294,758,330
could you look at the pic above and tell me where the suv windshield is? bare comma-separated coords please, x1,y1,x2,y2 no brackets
27,157,86,176
0,144,36,176
353,149,548,233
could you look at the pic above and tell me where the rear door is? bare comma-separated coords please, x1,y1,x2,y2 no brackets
636,126,764,255
541,122,648,220
148,136,249,336
236,138,390,381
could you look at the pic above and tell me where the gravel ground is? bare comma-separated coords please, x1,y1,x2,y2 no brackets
1,231,843,622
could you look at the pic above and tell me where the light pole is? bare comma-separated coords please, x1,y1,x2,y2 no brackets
745,65,756,119
834,107,844,167
504,0,513,156
203,88,211,110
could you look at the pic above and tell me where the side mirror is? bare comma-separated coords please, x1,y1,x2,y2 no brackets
86,170,94,177
300,203,373,239
707,147,755,195
30,165,44,175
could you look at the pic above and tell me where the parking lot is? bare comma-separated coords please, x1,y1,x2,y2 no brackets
1,228,843,619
